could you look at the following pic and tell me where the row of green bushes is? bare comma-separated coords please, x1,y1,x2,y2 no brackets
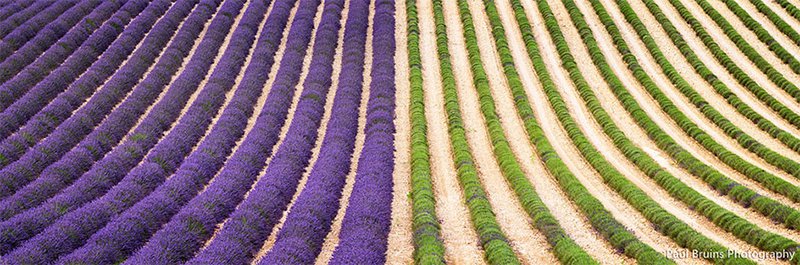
406,0,446,263
692,0,800,102
532,0,800,259
637,0,800,231
501,0,756,263
661,0,800,152
746,0,800,65
429,0,521,262
585,0,800,212
473,0,676,263
773,0,800,22
448,0,605,263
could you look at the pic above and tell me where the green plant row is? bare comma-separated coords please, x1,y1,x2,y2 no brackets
773,0,800,23
661,0,800,140
441,0,605,263
501,0,755,263
582,0,800,209
746,0,800,62
532,0,800,260
636,0,800,231
690,0,800,104
429,0,520,262
406,0,446,263
472,0,674,263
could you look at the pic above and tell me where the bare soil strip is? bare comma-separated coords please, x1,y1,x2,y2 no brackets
593,0,800,188
202,0,315,248
734,0,800,60
648,0,800,138
492,0,707,263
565,0,800,244
461,0,634,263
573,0,800,207
314,12,371,262
386,0,415,260
760,0,800,29
517,0,786,262
415,0,485,262
696,0,800,107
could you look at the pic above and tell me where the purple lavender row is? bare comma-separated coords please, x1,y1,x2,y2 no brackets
189,0,344,263
0,0,186,162
259,0,367,263
0,0,201,220
3,0,256,261
56,2,279,263
0,0,233,259
329,0,395,262
0,0,79,61
0,0,57,39
0,1,36,23
0,0,121,85
0,0,227,256
0,0,95,62
0,0,171,200
0,1,250,263
124,0,326,262
0,0,139,110
0,0,167,156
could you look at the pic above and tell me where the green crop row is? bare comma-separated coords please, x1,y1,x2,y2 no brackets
530,0,800,260
691,0,800,103
501,0,755,263
406,0,446,263
445,0,605,263
583,0,800,211
774,0,800,22
429,0,521,262
473,0,673,263
661,0,800,141
746,0,800,63
637,0,800,231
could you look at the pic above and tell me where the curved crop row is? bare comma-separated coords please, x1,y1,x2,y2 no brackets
468,0,669,262
502,0,752,263
0,0,232,255
537,0,800,259
404,0,446,262
54,1,272,263
0,0,57,40
0,0,172,198
260,0,368,262
122,0,302,262
0,0,82,62
0,1,36,23
328,0,396,263
187,0,342,262
0,0,148,112
0,0,200,220
0,0,120,85
0,1,249,263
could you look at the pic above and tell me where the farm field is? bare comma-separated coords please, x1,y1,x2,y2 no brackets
2,0,800,263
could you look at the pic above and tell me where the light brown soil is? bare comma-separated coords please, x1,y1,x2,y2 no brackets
462,0,631,263
385,0,415,260
516,0,780,262
416,0,485,262
759,0,800,30
647,0,800,139
734,0,800,71
251,0,341,261
492,0,706,263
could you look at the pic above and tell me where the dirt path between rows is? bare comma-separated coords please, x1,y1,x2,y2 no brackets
416,0,485,262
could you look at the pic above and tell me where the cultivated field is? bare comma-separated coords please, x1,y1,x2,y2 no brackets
0,0,800,263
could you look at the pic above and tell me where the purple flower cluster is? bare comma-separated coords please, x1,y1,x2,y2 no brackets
0,0,146,111
0,0,117,83
329,0,396,263
0,0,171,199
0,0,203,220
259,0,368,263
54,1,274,263
188,0,346,263
125,0,329,262
0,1,37,22
0,0,80,61
0,0,228,257
0,0,58,39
